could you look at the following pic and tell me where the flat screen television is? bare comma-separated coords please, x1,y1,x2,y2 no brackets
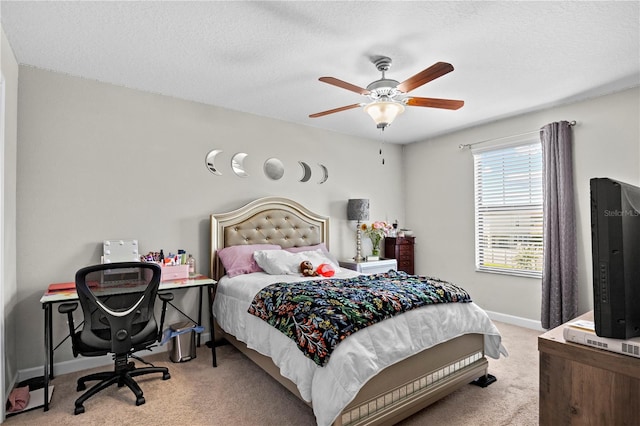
590,177,640,339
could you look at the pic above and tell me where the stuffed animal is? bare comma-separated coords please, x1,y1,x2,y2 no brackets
300,260,318,277
316,263,335,277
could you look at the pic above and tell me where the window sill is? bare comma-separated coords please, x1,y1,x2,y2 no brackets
475,268,542,279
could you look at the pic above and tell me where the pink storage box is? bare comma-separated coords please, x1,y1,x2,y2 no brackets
160,264,189,282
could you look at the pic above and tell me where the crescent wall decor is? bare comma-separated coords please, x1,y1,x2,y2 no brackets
264,157,285,180
318,164,329,184
231,152,250,177
205,149,223,175
298,161,312,182
205,149,329,184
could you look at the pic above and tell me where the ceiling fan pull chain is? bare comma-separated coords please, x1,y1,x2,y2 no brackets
379,128,386,165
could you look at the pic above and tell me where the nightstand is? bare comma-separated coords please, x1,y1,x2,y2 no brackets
339,258,397,274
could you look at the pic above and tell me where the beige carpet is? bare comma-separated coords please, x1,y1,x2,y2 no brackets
5,321,541,426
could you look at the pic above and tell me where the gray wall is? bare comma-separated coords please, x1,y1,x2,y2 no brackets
404,87,640,325
2,26,19,404
16,67,404,371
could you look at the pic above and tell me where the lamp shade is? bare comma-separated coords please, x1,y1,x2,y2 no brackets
347,199,369,221
364,101,405,129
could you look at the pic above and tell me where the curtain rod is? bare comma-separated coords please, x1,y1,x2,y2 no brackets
458,120,577,150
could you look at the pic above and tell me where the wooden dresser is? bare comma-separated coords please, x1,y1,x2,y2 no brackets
538,311,640,425
384,236,415,274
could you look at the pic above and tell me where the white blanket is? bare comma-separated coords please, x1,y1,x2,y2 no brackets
213,270,507,426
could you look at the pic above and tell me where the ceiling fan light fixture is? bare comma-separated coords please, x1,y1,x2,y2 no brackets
364,101,405,129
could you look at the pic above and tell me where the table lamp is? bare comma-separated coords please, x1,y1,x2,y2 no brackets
347,199,369,262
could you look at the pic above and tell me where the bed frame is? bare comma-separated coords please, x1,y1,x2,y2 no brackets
209,197,489,426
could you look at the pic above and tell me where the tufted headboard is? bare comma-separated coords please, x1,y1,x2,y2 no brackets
210,197,329,280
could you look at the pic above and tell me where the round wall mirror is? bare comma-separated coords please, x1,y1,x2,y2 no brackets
264,157,285,180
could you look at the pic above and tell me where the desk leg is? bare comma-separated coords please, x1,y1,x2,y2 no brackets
47,303,54,379
43,303,52,411
197,287,203,347
207,284,217,367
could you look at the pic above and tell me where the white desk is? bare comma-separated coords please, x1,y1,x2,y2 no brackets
40,274,216,411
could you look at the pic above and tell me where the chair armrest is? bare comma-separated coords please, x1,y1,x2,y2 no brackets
157,292,174,341
57,302,79,357
158,292,174,302
58,302,78,314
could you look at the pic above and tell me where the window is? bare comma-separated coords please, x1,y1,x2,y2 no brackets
473,140,543,277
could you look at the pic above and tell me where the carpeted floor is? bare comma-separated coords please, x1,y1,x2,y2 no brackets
5,321,541,425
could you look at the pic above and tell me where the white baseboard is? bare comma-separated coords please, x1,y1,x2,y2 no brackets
18,332,211,383
485,310,546,331
19,313,542,381
18,314,544,380
19,312,543,381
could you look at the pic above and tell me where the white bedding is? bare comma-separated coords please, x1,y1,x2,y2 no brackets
213,270,507,426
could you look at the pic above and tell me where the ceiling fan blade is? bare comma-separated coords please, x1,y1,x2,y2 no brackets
319,77,370,95
406,97,464,110
397,62,455,93
309,103,362,118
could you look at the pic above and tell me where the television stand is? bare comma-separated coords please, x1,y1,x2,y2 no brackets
538,311,640,425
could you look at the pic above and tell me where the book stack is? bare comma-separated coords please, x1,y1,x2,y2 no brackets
563,319,640,359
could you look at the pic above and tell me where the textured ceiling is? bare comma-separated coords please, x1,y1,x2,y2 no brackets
2,1,639,144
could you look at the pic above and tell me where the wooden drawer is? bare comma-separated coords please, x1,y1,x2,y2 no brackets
398,247,413,256
395,237,414,245
398,262,414,275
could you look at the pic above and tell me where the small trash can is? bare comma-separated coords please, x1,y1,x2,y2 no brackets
168,321,197,363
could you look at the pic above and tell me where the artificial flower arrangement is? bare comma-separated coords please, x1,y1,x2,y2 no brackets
361,221,393,256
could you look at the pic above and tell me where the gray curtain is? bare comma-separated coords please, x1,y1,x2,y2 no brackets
540,121,577,329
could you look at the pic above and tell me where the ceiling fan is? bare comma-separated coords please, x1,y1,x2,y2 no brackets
309,56,464,129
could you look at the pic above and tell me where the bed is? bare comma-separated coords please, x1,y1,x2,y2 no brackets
209,197,506,426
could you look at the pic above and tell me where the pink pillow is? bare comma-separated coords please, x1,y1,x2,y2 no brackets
217,244,280,277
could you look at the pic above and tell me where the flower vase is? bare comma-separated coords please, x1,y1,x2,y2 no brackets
370,236,381,258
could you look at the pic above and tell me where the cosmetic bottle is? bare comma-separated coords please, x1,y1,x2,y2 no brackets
187,254,196,275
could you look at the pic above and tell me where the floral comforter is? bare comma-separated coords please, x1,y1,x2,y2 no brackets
247,270,472,366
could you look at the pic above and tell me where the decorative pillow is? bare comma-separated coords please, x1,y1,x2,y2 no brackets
316,263,335,277
254,249,340,276
253,250,302,275
217,244,281,278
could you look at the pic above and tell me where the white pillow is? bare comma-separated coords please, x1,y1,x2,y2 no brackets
253,250,301,275
253,249,340,275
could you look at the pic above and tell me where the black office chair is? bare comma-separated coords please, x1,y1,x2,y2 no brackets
58,262,173,414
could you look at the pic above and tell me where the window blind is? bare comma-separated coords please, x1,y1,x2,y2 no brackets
473,141,543,277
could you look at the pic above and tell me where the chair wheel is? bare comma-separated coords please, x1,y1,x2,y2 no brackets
74,405,85,415
77,383,86,391
163,372,171,380
136,396,145,406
